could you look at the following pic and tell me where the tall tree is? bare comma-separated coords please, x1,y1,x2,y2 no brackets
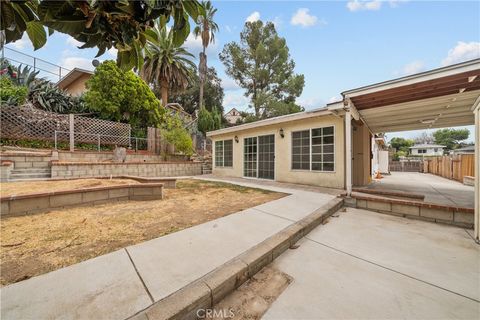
193,1,218,110
390,137,414,153
433,128,470,150
220,20,304,119
170,67,224,114
140,25,196,106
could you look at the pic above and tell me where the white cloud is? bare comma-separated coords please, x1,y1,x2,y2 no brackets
401,60,425,75
441,41,480,66
291,8,318,28
10,33,31,50
60,56,94,71
66,36,83,48
183,32,218,58
347,1,382,12
225,25,232,33
246,11,261,23
221,78,240,91
223,92,249,109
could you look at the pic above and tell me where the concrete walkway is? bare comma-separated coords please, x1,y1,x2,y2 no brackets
264,207,480,319
1,177,339,320
364,172,474,208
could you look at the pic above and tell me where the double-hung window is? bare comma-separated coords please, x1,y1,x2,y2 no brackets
215,140,233,167
291,126,335,172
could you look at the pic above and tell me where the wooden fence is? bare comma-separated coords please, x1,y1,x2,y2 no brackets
389,160,423,172
423,154,475,182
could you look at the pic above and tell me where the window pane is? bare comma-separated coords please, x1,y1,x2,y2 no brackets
291,130,310,170
312,162,322,171
323,136,334,144
215,141,224,167
323,126,334,135
323,162,334,171
223,140,233,167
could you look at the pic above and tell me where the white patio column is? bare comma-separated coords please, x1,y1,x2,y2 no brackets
474,103,479,243
345,111,352,195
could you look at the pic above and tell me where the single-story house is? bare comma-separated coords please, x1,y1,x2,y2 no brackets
208,59,480,240
56,68,93,96
409,144,445,156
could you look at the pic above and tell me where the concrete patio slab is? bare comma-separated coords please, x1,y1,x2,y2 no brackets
1,249,152,320
365,172,474,208
306,208,480,300
264,207,480,319
264,238,479,320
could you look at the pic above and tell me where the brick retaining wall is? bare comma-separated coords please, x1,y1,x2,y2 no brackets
51,162,203,178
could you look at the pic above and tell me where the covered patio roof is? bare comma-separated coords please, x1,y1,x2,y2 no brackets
342,59,480,133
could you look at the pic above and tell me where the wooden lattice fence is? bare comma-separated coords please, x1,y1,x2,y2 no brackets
1,105,131,146
423,154,475,182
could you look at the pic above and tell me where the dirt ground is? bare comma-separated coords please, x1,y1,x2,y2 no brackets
1,178,140,197
0,179,286,286
210,266,292,320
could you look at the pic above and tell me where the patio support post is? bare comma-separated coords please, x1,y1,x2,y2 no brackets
473,99,479,243
345,110,352,195
69,114,75,152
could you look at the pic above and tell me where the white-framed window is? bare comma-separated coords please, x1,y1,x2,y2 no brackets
215,140,233,167
291,126,335,172
418,149,427,154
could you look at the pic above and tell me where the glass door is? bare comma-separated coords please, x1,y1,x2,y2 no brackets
243,135,275,180
258,135,275,179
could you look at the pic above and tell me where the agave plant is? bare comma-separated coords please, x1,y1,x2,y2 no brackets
28,79,88,114
12,64,40,87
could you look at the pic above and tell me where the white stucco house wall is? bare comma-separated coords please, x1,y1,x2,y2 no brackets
409,144,446,156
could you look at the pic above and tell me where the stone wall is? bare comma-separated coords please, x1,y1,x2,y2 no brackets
57,151,189,163
51,162,203,178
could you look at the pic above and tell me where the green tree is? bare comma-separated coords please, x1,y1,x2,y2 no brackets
170,67,224,114
197,106,214,134
84,60,161,128
390,137,414,153
220,20,304,119
140,25,196,106
193,0,218,109
1,1,202,70
433,128,470,150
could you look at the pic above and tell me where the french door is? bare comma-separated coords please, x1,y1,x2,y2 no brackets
243,134,275,180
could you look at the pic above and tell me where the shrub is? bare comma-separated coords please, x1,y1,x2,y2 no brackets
29,79,89,114
85,60,162,128
0,77,28,105
162,127,193,156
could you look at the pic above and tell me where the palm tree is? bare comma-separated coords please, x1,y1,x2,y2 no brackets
140,25,196,106
193,1,218,109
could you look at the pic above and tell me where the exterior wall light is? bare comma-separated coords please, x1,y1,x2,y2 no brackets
234,135,239,143
279,128,285,138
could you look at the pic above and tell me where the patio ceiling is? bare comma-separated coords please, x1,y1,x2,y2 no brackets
343,59,480,133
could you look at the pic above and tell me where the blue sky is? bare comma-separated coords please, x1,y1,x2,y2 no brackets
5,0,479,142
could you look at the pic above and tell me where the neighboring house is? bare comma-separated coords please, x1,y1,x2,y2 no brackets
56,68,93,96
224,108,243,125
451,145,475,155
409,144,445,156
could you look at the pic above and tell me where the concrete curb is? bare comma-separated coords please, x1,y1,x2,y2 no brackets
129,197,344,320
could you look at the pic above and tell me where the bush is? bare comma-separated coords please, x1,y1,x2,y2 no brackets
162,127,193,156
0,77,28,105
85,60,162,128
29,80,89,114
197,106,222,134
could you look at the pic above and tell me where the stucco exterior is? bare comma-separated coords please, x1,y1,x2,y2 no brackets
210,114,345,189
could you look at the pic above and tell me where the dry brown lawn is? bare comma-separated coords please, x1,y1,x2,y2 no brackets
0,179,285,286
1,178,140,197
